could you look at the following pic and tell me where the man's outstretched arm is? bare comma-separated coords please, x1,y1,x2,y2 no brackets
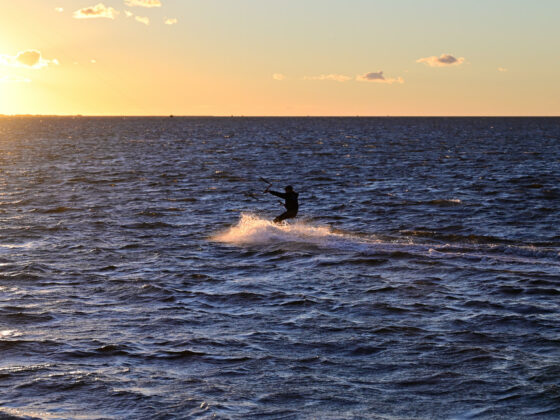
268,190,287,199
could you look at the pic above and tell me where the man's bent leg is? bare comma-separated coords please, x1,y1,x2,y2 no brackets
273,212,289,223
273,211,297,224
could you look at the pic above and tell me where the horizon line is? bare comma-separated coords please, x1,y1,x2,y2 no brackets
1,114,559,118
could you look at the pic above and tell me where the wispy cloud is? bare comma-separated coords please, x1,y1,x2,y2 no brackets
134,16,150,25
272,73,286,81
124,0,162,7
164,18,178,25
55,7,64,13
0,50,59,69
356,71,404,84
416,53,465,67
498,67,508,72
0,75,32,83
125,10,134,17
304,74,352,82
73,3,119,19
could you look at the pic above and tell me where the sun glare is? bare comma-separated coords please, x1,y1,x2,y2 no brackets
0,83,22,115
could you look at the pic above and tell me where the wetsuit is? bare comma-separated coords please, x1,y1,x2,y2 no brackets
268,190,299,223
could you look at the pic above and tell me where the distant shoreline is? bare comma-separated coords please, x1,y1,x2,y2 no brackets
1,115,559,118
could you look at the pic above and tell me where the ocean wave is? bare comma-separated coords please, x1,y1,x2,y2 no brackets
0,407,45,420
2,117,559,419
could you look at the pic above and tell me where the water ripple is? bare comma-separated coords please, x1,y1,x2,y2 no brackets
0,117,559,418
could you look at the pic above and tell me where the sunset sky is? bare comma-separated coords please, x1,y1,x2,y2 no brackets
1,0,559,116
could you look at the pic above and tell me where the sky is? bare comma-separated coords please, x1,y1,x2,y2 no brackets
1,0,559,116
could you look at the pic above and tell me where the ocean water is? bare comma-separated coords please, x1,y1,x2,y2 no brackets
0,116,559,419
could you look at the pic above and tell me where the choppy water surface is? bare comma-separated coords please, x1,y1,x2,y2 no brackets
0,117,559,419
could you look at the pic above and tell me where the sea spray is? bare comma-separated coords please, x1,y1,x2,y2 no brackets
212,213,341,246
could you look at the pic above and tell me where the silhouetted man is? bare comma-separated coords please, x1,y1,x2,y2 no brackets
264,185,299,223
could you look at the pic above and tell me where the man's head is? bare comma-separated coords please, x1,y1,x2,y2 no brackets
285,185,293,193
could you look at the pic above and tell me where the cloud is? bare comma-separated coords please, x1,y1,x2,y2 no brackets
498,67,508,72
73,3,119,19
356,71,404,84
0,75,31,83
164,18,178,25
15,50,43,67
272,73,286,81
304,74,352,82
125,10,133,17
124,0,162,7
134,16,150,25
0,50,59,69
55,7,64,12
416,53,465,67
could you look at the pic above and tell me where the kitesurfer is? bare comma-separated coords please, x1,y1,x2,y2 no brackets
264,185,299,223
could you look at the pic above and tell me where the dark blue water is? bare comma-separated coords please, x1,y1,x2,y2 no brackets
0,117,559,419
